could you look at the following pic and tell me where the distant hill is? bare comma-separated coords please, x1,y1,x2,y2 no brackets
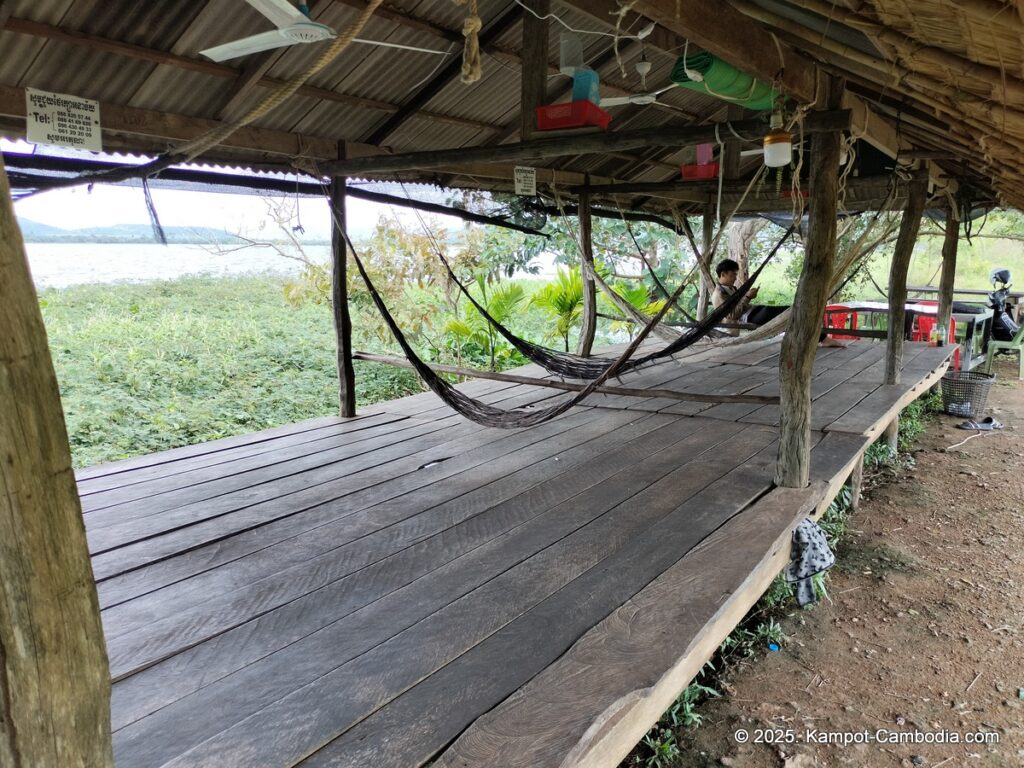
16,218,246,245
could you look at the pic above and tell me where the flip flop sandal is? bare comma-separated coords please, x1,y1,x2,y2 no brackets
957,417,1004,430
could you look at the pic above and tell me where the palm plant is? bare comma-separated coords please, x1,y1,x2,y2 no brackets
599,281,667,339
444,274,525,370
529,267,584,352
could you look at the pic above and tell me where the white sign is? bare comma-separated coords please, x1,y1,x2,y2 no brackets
25,88,102,151
514,166,537,196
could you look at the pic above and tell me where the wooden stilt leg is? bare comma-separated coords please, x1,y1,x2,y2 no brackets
884,417,899,453
849,460,864,512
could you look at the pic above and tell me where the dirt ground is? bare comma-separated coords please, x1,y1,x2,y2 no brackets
678,357,1024,768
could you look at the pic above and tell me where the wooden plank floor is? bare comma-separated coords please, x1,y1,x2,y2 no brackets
80,340,952,768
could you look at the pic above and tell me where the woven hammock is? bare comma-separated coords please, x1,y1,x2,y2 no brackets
343,225,792,428
431,224,795,380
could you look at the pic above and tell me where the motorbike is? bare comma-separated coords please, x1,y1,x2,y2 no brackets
988,268,1020,344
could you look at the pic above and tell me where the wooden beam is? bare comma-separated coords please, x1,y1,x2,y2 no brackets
937,205,960,338
1,16,499,135
885,170,929,385
330,176,357,418
577,185,598,357
0,157,113,766
776,81,843,489
519,0,549,141
324,111,852,176
364,4,523,144
0,83,340,160
352,352,781,405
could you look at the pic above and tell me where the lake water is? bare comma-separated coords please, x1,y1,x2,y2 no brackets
26,243,332,288
25,242,559,288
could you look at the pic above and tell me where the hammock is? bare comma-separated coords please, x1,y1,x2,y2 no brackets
430,223,795,380
342,224,791,428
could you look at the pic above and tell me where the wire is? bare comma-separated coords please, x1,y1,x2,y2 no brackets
510,0,643,39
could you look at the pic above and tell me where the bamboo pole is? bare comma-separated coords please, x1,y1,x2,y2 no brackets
321,111,852,176
577,185,597,357
330,176,357,417
352,352,780,405
777,83,844,489
885,171,930,385
0,157,113,766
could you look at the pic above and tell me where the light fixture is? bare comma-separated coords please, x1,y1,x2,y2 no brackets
763,110,792,168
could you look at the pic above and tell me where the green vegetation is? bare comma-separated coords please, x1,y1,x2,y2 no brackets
40,275,421,468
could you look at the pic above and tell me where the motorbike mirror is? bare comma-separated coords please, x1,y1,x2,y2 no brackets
990,267,1012,286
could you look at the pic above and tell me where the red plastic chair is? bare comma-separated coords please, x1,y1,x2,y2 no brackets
913,313,961,370
824,304,860,340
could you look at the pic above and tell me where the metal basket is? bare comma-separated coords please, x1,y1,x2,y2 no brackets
940,370,995,419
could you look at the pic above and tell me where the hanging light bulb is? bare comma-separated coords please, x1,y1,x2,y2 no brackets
763,110,792,168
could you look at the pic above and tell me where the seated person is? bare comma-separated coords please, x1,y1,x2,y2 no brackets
711,258,846,347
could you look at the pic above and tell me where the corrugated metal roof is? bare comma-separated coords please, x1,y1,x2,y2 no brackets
0,0,1014,210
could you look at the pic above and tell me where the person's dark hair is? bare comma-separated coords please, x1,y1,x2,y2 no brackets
716,259,740,277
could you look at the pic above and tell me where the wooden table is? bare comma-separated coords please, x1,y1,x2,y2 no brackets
906,285,1022,322
841,301,994,370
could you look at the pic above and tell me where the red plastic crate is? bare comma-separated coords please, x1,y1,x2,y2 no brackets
680,162,720,180
535,100,611,131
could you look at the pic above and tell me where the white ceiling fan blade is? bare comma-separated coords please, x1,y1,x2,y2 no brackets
246,0,309,29
600,96,635,108
200,30,290,61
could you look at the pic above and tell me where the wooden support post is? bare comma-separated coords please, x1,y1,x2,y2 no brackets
576,185,597,357
697,203,715,320
0,158,113,766
776,86,843,489
937,203,960,337
330,176,356,418
722,104,744,179
849,460,864,512
885,170,930,385
883,417,899,453
519,0,549,141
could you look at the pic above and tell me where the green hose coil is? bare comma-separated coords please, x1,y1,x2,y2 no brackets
670,52,776,111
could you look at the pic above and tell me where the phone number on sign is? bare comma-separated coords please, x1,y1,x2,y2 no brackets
733,728,1000,746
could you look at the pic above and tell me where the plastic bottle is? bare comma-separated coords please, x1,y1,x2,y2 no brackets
936,324,946,347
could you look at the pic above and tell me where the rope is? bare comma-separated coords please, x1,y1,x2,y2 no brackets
453,0,483,84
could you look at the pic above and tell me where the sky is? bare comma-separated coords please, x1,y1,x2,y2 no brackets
4,140,465,241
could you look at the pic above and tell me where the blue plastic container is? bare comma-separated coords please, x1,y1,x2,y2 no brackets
571,68,600,104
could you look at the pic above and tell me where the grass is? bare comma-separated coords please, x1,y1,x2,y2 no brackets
40,275,422,468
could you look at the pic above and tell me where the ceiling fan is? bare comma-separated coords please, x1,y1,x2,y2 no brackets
598,52,678,109
200,0,336,62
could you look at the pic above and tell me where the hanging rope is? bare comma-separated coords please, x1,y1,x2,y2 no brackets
453,0,483,83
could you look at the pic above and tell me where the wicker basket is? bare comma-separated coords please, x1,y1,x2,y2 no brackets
940,370,995,418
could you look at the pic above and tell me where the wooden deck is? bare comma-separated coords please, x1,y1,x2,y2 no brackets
77,340,952,768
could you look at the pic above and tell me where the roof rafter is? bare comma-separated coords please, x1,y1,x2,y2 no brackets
0,15,501,135
363,4,523,145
